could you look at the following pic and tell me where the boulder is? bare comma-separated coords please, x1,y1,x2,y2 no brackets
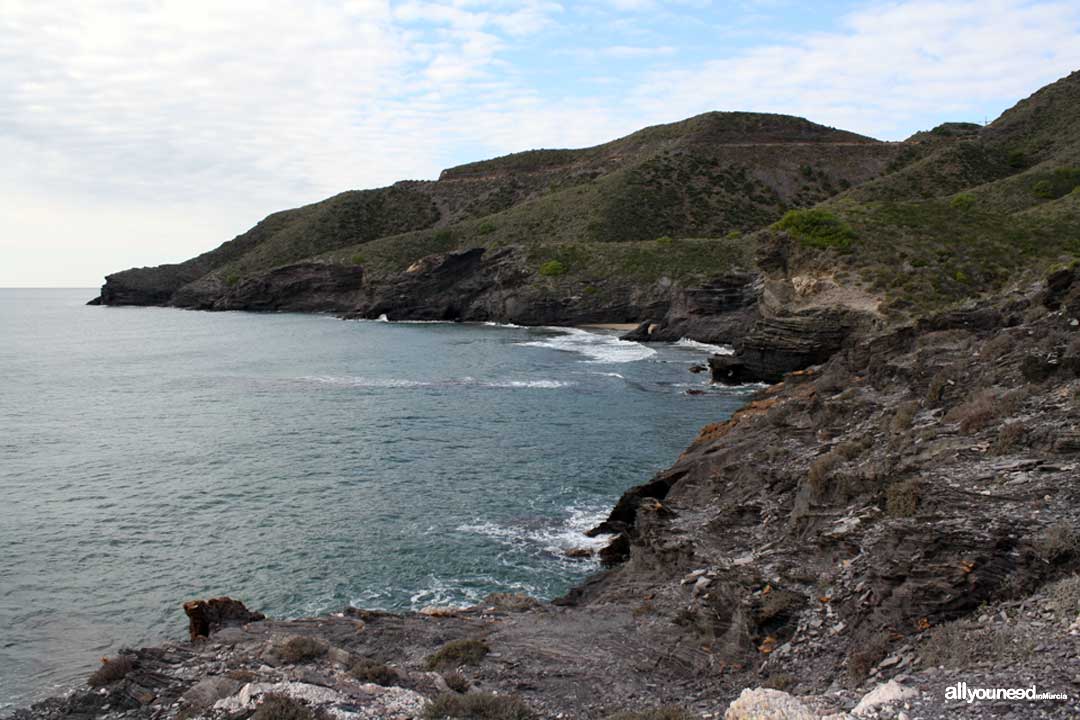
851,680,917,717
724,688,817,719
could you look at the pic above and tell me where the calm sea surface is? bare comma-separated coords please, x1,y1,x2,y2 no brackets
0,288,752,707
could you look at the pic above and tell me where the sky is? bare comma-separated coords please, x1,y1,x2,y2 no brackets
3,0,1080,287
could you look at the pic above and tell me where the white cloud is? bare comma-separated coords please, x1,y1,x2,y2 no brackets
630,0,1080,139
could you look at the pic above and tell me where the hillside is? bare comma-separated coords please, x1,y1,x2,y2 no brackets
91,112,902,321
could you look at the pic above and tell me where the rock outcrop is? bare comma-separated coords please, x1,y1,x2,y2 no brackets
183,597,265,642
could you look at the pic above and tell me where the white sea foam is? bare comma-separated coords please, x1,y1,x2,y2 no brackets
487,379,570,389
295,375,570,390
518,328,656,363
674,337,734,355
457,505,613,559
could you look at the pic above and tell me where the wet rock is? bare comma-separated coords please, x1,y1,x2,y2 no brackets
565,547,595,559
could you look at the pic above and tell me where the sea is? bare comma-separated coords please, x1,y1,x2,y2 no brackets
0,288,754,707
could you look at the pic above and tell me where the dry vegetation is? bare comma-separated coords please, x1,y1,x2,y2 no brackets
423,692,535,720
87,655,134,687
425,638,490,671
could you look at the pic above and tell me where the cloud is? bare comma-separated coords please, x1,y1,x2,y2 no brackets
629,0,1080,139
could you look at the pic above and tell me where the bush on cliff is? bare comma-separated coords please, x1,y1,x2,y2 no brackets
774,208,855,250
538,260,567,277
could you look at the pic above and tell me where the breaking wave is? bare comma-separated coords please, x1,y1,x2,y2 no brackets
673,337,734,355
517,328,656,363
296,376,572,389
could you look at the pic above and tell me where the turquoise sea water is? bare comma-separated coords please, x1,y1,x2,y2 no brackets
0,289,751,707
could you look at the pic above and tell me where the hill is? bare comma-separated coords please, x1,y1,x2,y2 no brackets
92,112,902,321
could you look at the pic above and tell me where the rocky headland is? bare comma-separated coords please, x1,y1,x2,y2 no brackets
15,72,1080,718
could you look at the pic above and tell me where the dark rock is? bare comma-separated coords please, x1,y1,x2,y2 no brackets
1021,352,1061,383
182,597,265,641
709,355,755,385
619,321,656,342
185,262,366,313
1041,267,1076,310
688,364,707,374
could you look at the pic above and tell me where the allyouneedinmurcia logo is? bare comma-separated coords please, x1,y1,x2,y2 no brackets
945,681,1069,704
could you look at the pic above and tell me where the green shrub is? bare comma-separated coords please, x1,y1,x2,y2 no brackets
1033,180,1055,199
423,692,534,720
655,235,674,246
725,229,743,239
87,655,134,687
478,221,496,235
950,193,975,211
350,253,365,265
225,274,240,287
425,638,490,670
774,208,856,250
1032,168,1080,200
538,260,567,277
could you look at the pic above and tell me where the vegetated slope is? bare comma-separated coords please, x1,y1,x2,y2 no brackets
688,71,1080,385
92,112,904,314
